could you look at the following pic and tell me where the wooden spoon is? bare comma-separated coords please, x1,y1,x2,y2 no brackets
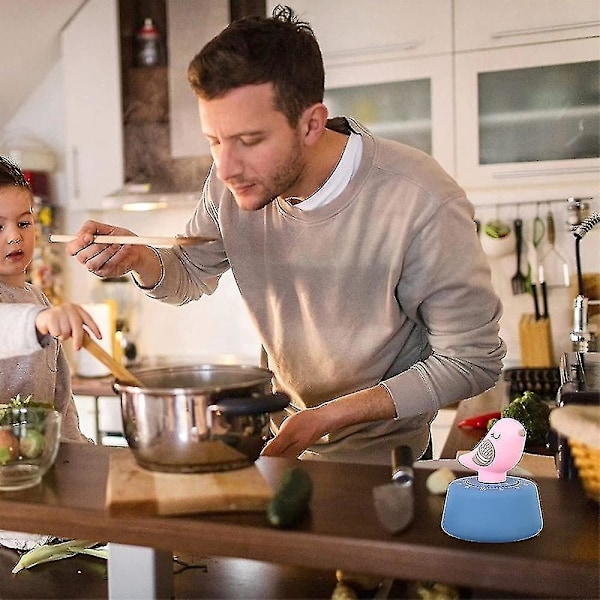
81,332,144,387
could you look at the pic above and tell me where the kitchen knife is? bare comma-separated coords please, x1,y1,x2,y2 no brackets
372,445,414,534
540,280,549,319
531,283,541,321
526,240,542,320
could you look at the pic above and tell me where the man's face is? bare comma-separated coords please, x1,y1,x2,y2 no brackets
198,83,306,211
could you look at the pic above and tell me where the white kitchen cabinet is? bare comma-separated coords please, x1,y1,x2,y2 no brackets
324,54,455,175
454,37,600,194
62,0,124,209
267,0,454,173
267,0,452,67
454,0,600,52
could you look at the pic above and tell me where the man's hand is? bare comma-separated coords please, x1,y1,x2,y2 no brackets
65,220,162,287
35,303,103,351
261,385,397,459
261,407,327,458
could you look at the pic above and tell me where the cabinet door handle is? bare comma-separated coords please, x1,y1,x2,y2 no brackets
491,21,600,40
326,40,423,65
493,166,600,179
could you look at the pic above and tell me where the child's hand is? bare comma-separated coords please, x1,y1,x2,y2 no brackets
35,304,103,351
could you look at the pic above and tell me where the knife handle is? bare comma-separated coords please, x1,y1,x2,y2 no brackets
540,281,549,319
391,445,414,484
531,283,541,321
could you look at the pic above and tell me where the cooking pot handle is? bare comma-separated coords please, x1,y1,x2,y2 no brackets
211,392,290,416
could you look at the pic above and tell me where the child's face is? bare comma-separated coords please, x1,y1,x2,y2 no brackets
0,185,35,287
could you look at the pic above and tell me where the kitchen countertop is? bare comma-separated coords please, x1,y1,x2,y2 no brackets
0,442,597,599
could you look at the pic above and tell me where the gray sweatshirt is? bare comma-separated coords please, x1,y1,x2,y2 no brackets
0,282,87,443
142,118,505,462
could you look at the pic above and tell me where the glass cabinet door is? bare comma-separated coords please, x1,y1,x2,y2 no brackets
478,60,599,165
325,78,432,155
323,54,455,176
455,37,600,192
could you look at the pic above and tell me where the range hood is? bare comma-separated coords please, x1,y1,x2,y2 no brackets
101,184,200,212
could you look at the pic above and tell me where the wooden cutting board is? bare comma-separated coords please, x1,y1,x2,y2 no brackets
106,451,273,516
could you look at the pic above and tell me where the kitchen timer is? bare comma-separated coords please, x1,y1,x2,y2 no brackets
441,417,543,543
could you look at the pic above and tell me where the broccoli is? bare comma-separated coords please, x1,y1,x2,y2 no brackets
489,391,551,447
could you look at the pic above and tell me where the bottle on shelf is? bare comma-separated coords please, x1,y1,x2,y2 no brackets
135,18,162,67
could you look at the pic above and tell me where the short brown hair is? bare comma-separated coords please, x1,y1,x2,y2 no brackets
188,5,324,126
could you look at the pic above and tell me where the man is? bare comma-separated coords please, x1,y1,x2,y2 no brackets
67,5,505,465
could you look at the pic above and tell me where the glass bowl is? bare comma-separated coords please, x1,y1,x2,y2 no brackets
0,407,61,491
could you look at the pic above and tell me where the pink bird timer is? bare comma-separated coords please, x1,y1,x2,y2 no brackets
458,417,526,483
442,417,543,543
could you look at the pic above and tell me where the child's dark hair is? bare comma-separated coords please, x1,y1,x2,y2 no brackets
0,156,31,190
188,5,324,126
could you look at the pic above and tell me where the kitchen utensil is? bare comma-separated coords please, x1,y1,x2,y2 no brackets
540,279,549,318
511,218,528,295
372,445,414,534
539,209,570,287
49,234,213,248
536,260,550,319
114,365,290,473
531,283,542,320
530,262,545,321
527,235,542,320
533,213,545,248
81,331,143,386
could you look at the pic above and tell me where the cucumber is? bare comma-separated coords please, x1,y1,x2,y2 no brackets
267,466,313,528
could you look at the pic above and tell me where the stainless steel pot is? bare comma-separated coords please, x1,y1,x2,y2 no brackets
113,364,289,473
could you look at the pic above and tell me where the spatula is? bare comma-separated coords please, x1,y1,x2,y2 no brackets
81,332,144,387
511,218,527,295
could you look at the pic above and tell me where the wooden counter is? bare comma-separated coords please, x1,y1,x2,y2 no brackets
0,443,597,599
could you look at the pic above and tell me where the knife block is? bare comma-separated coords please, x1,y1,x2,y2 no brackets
519,315,555,368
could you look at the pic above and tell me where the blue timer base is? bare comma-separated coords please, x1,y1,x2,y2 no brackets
441,476,543,543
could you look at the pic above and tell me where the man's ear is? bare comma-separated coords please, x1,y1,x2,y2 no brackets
300,103,328,147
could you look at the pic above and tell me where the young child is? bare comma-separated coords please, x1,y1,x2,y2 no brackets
0,155,102,443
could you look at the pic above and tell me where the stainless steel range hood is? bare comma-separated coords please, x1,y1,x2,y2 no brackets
101,184,200,212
